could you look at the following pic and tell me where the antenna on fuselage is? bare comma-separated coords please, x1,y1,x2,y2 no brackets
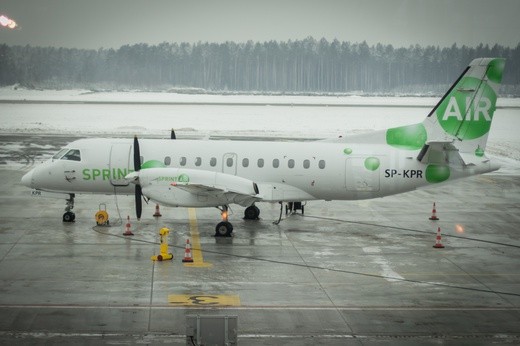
171,129,176,140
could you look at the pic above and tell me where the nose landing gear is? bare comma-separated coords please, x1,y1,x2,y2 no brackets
62,194,76,222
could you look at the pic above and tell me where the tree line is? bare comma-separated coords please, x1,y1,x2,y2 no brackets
1,37,519,94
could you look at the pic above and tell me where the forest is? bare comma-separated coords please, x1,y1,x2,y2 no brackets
1,37,519,95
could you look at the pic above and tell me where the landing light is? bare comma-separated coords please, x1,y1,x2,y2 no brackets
221,211,228,221
455,224,464,233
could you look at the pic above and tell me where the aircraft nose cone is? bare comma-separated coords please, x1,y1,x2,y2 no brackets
21,170,33,188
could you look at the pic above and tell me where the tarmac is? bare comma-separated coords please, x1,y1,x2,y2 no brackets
0,134,519,345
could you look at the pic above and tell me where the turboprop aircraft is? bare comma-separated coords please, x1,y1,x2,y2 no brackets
21,58,504,236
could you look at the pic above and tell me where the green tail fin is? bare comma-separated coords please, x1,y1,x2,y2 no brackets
422,58,505,155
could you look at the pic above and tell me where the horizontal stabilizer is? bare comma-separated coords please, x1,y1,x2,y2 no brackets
417,140,492,167
416,140,457,164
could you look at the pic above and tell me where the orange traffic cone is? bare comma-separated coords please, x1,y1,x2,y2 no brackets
153,204,162,217
182,238,194,263
433,227,445,248
429,202,439,220
123,215,134,236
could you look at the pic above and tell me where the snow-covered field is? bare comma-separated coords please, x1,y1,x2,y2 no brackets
1,87,519,173
2,86,520,107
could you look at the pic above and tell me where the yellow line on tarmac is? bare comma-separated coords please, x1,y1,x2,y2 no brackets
185,208,212,268
168,294,240,306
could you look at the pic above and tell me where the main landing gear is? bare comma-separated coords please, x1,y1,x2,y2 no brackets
215,206,233,237
63,193,76,222
215,204,261,237
244,204,260,220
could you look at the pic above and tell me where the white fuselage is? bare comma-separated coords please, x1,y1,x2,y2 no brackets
22,137,497,207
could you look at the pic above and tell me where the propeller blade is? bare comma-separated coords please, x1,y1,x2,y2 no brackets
171,129,176,140
133,136,141,172
135,185,142,220
133,136,142,220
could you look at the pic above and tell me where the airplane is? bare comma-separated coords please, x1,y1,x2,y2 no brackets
21,58,505,236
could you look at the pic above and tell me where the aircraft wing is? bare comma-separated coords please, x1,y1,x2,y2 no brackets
169,179,260,207
133,168,260,207
130,167,316,207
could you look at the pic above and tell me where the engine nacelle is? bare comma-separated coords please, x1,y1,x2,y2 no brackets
134,168,259,207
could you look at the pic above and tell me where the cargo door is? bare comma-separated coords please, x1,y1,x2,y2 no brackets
109,144,131,186
345,157,381,191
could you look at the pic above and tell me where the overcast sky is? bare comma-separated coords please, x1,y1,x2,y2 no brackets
1,0,519,50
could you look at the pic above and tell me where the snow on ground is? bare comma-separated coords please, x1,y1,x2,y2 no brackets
1,88,519,174
2,86,520,108
0,102,430,138
0,86,438,106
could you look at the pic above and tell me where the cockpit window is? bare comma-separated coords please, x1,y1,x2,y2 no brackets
61,149,81,161
52,148,69,160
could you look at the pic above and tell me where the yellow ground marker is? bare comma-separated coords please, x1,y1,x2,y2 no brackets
168,294,241,307
184,208,212,267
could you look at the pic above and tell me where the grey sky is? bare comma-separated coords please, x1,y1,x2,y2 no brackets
1,0,519,49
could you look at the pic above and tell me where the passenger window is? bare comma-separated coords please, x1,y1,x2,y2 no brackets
303,159,310,169
258,158,264,168
195,157,202,166
288,159,295,168
180,157,187,166
273,159,279,168
164,156,171,166
319,160,326,169
62,149,81,161
210,157,217,167
242,158,249,167
226,157,233,167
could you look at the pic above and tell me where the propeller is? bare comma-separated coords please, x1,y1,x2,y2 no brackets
133,136,142,220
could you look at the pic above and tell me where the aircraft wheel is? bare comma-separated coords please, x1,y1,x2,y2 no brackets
63,211,75,223
244,205,260,220
215,221,233,237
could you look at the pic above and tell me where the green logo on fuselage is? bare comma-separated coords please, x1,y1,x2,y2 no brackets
155,173,190,184
83,168,133,181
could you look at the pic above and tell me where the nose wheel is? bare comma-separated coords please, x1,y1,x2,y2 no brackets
215,206,233,237
63,211,75,222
